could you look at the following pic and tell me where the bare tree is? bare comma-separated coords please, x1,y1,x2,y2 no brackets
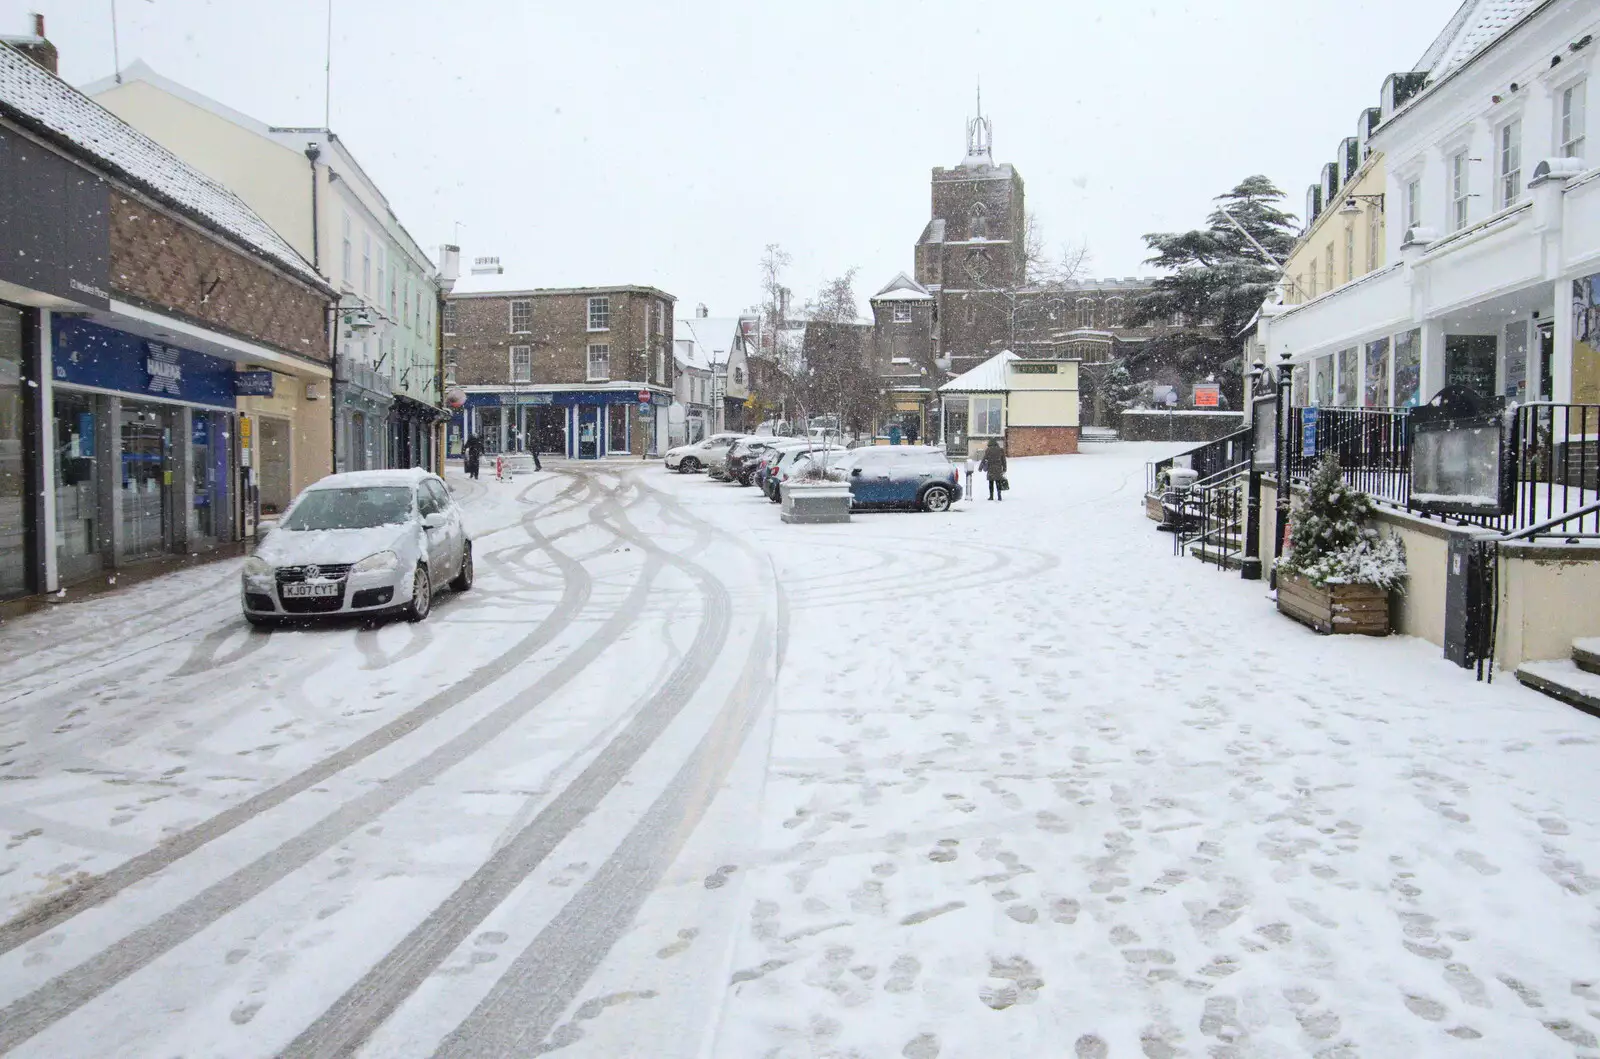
803,266,861,323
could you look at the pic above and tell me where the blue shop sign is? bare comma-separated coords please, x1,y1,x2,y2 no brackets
466,389,654,409
234,370,276,397
1301,406,1318,459
53,317,237,409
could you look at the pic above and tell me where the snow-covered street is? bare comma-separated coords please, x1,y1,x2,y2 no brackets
2,446,1599,1058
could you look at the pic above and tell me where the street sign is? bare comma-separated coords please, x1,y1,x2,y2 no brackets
637,390,651,403
1193,383,1220,408
637,402,651,417
1302,406,1319,458
239,416,253,468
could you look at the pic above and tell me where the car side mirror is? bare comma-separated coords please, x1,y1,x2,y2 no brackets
422,511,447,529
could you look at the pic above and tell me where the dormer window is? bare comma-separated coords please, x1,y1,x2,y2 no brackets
893,305,912,323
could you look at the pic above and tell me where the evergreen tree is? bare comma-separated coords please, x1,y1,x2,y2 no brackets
1126,176,1298,402
1280,455,1406,589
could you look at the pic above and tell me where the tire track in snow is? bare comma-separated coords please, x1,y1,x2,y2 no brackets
277,474,737,1058
0,479,658,1051
0,472,593,957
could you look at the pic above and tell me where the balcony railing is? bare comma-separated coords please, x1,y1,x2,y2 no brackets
1146,427,1252,495
1282,402,1599,538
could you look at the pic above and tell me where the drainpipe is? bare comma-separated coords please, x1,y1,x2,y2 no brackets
305,143,322,270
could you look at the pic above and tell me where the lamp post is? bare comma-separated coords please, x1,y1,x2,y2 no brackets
1241,359,1268,581
1273,351,1294,579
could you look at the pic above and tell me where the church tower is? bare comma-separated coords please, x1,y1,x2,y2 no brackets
913,94,1027,374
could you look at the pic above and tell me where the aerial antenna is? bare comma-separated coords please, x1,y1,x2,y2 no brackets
323,0,333,128
111,0,121,81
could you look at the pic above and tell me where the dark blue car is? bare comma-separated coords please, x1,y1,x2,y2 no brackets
837,447,963,512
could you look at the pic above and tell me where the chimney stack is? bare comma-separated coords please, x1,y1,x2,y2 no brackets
7,13,58,74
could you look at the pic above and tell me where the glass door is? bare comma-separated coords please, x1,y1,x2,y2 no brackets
578,406,599,458
54,391,101,581
1444,335,1498,401
0,306,28,598
120,402,171,561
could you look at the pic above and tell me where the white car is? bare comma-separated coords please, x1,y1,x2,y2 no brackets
242,469,472,626
664,433,749,473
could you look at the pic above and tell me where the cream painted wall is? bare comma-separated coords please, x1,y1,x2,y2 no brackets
1008,390,1080,428
91,81,315,259
239,372,331,496
1285,155,1388,305
1496,548,1600,668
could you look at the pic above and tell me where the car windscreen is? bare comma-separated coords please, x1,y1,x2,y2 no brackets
281,486,415,531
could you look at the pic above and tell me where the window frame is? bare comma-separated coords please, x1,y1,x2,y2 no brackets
509,298,532,334
587,296,611,332
341,212,353,285
1560,79,1587,159
375,246,386,313
893,304,912,323
1324,243,1334,292
1077,298,1095,328
442,303,457,336
362,232,371,295
587,342,611,382
1404,178,1421,231
509,344,532,384
1344,224,1355,284
971,395,1005,437
1449,149,1470,231
1497,118,1522,210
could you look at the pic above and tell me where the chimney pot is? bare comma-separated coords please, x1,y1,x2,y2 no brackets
32,13,43,37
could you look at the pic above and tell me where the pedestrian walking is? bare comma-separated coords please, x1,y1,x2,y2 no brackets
979,439,1008,501
464,434,484,480
530,440,542,472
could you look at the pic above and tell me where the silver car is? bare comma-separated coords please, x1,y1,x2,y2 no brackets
241,469,472,626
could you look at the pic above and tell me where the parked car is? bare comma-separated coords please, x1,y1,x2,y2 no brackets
665,433,748,473
241,469,472,626
731,438,810,486
712,436,774,481
765,445,850,502
831,446,963,512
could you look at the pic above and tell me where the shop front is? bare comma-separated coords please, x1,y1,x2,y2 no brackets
51,317,240,580
0,303,34,601
453,386,672,459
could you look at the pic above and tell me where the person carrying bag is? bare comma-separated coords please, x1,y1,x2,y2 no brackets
979,439,1009,501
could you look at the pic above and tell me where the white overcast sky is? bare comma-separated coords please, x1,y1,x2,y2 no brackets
8,0,1464,316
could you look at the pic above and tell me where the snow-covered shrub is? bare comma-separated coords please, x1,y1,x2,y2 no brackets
1277,454,1407,590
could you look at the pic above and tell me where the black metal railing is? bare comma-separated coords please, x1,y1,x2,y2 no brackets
1286,406,1411,507
1173,463,1249,568
1280,402,1599,538
1146,427,1253,495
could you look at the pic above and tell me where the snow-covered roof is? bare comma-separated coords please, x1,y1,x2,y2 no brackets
1421,0,1540,77
939,350,1019,393
918,218,947,246
0,44,324,288
676,315,744,368
871,272,933,302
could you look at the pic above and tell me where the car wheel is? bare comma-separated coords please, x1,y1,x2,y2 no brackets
449,541,474,592
680,457,700,473
921,485,953,513
406,564,432,622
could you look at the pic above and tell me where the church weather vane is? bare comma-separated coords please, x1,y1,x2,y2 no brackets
965,79,992,164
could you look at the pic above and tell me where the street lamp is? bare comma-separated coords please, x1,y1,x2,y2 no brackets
1273,350,1294,577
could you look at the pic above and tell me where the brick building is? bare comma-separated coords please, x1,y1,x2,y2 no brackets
444,265,675,459
0,31,334,603
868,107,1169,440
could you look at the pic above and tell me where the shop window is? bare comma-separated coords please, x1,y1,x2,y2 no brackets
972,395,1003,436
1,307,29,598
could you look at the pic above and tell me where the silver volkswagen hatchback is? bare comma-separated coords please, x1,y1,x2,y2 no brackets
241,469,472,626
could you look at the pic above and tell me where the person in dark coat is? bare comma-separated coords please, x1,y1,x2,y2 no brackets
979,439,1008,501
463,434,484,480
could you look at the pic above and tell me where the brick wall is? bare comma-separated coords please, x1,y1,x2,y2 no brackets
109,193,327,361
1007,425,1079,456
448,289,673,391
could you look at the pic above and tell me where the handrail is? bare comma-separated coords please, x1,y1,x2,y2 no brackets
1496,498,1600,542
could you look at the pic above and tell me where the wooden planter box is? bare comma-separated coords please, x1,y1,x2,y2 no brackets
781,481,852,524
1277,570,1390,636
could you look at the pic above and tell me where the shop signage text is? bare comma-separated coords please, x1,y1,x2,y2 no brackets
146,344,184,396
234,371,276,397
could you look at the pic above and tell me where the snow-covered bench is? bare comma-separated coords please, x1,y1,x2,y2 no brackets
495,453,539,479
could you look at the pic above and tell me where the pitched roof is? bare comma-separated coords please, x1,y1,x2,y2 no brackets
675,315,743,369
871,272,934,302
0,43,324,288
939,350,1019,393
1420,0,1541,77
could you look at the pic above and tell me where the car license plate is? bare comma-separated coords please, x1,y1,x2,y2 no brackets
283,582,340,598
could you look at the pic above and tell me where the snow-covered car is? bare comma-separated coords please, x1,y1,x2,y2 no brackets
665,433,747,473
730,438,810,486
241,469,472,626
709,436,765,481
765,445,851,502
833,446,963,512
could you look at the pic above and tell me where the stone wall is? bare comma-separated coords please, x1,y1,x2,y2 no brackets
1119,410,1245,442
109,192,328,361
